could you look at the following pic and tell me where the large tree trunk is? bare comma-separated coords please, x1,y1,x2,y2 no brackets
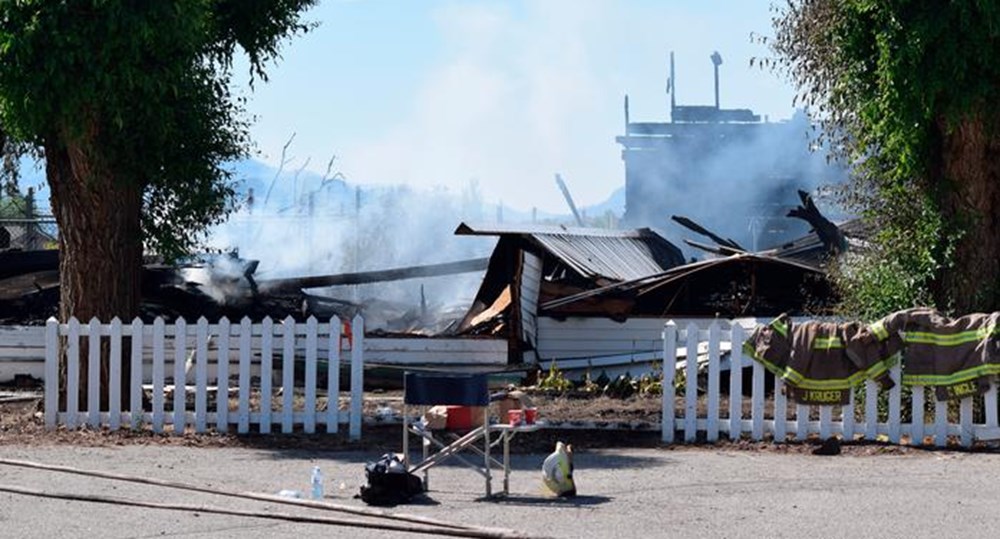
934,111,1000,313
46,140,142,409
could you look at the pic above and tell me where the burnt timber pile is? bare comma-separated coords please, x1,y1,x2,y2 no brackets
0,249,488,332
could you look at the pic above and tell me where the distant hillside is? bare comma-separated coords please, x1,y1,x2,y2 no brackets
12,155,627,229
233,158,627,225
581,186,625,218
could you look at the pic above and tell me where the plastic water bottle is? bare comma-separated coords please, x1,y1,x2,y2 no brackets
310,466,324,500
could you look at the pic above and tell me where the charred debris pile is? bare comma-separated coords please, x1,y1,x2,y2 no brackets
0,249,488,335
1,194,860,337
457,193,861,333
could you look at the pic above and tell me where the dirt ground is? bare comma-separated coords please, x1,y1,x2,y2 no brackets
0,386,951,458
0,389,663,451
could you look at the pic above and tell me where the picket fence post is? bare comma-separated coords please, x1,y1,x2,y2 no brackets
44,318,58,430
888,364,902,443
985,382,999,440
795,403,808,441
195,317,209,433
683,322,698,442
173,318,187,435
87,317,101,429
304,317,319,434
109,317,123,431
237,317,252,434
328,316,341,433
216,317,231,432
911,385,925,445
728,324,744,441
934,399,948,447
843,389,856,442
282,316,295,434
960,397,973,447
774,378,787,442
863,380,878,440
260,317,274,434
706,322,721,442
819,406,832,440
661,321,677,443
349,314,364,441
66,318,80,430
751,349,765,441
129,318,144,430
152,318,165,433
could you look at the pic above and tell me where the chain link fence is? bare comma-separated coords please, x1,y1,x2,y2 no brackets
0,218,57,250
0,192,57,251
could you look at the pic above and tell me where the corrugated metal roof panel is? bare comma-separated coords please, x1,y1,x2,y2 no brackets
529,233,671,281
455,222,651,238
454,222,683,281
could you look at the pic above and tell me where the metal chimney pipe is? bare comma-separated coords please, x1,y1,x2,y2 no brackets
624,94,630,132
710,51,723,109
669,51,676,121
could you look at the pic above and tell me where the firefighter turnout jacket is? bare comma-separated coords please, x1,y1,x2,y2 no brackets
746,309,1000,404
879,308,1000,400
743,314,898,405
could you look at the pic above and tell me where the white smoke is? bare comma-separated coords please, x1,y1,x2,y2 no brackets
207,165,495,322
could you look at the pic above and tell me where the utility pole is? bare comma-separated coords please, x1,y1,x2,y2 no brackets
24,187,37,250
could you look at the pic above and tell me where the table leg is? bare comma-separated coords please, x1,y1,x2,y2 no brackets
503,431,510,495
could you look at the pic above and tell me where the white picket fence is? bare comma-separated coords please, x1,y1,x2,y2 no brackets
663,321,1000,447
36,314,1000,447
44,315,365,439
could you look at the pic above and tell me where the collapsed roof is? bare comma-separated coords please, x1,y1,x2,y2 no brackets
452,223,686,356
541,253,834,318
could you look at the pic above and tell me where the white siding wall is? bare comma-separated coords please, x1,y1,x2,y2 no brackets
0,325,46,380
519,252,542,349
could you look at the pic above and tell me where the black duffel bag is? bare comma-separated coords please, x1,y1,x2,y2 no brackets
357,453,424,506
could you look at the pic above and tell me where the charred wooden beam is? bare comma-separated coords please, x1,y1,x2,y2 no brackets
683,239,745,257
670,215,745,251
257,258,490,294
787,190,847,255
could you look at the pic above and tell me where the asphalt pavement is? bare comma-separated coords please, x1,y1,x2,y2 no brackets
0,444,998,538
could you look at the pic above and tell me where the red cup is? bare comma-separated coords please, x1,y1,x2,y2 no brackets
523,407,537,424
508,409,523,426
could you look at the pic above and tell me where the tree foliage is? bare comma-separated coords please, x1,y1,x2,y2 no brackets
768,0,1000,315
0,0,316,261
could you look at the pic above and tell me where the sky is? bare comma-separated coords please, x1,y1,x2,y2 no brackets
237,0,797,214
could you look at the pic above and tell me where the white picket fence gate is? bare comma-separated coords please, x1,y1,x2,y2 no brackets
44,315,366,439
663,321,1000,447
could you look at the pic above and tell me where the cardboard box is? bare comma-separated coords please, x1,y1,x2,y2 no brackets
423,406,449,430
495,390,535,419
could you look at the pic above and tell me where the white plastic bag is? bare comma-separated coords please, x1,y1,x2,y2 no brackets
541,441,576,497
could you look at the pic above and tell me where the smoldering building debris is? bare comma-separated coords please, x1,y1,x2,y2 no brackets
256,258,489,295
448,222,686,361
0,250,489,335
617,51,848,253
541,253,833,317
